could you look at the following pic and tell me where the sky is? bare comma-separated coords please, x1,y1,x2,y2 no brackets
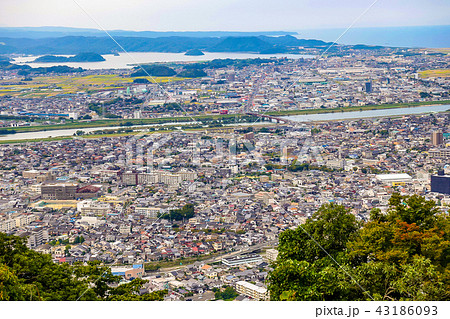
1,0,449,31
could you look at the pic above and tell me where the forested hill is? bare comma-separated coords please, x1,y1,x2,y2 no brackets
33,52,105,62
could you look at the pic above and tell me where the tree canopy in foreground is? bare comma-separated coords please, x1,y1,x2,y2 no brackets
268,194,449,301
0,233,166,301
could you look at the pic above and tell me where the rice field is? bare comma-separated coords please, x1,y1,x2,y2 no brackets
0,74,185,97
419,69,450,78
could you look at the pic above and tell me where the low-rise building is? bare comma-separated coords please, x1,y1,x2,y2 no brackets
222,254,263,267
111,264,144,280
235,280,269,301
265,248,278,262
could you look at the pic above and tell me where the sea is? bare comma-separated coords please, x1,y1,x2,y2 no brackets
12,52,313,70
295,25,450,48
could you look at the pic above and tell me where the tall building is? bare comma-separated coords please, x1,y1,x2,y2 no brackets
365,81,372,93
26,228,49,249
41,182,78,200
431,131,444,146
431,171,450,195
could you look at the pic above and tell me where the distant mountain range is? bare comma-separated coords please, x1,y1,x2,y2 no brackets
0,34,334,55
0,27,297,39
0,26,393,56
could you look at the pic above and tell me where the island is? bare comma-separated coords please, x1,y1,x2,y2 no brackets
33,52,105,63
184,49,205,56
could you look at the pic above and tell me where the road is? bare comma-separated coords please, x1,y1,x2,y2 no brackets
146,240,278,276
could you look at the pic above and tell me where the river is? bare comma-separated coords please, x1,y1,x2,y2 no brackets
0,121,197,141
1,104,448,141
282,104,450,122
12,52,312,70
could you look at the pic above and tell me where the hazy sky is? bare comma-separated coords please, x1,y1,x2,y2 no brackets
1,0,449,31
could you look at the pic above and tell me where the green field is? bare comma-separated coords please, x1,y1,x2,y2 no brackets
419,69,450,78
0,74,185,97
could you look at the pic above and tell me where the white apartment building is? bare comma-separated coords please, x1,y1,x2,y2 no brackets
27,228,49,249
122,170,197,186
134,206,167,219
137,173,159,185
0,219,15,232
15,214,36,227
0,214,36,232
265,249,279,262
429,148,450,159
235,281,269,301
77,200,111,216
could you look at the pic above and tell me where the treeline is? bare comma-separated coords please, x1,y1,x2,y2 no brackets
0,61,84,74
0,233,166,300
159,203,195,221
0,115,36,121
130,65,207,78
268,193,450,301
176,69,207,78
264,162,338,173
130,58,279,79
33,52,105,63
0,129,16,135
213,286,238,301
182,58,277,70
131,65,176,77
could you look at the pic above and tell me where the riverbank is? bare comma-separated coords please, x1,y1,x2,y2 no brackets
0,100,449,142
0,113,240,134
0,122,274,145
267,100,450,117
0,130,169,145
2,99,448,135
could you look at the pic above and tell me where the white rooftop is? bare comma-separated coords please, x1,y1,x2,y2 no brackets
376,173,412,182
236,280,267,294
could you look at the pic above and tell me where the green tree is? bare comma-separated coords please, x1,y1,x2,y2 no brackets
0,233,166,301
277,203,358,263
269,203,360,301
160,203,195,221
215,286,238,301
268,194,450,301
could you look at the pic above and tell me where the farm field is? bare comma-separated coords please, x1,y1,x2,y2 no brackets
428,48,450,54
419,69,450,78
0,74,185,97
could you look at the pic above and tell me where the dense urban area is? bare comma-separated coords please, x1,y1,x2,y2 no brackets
0,44,449,301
